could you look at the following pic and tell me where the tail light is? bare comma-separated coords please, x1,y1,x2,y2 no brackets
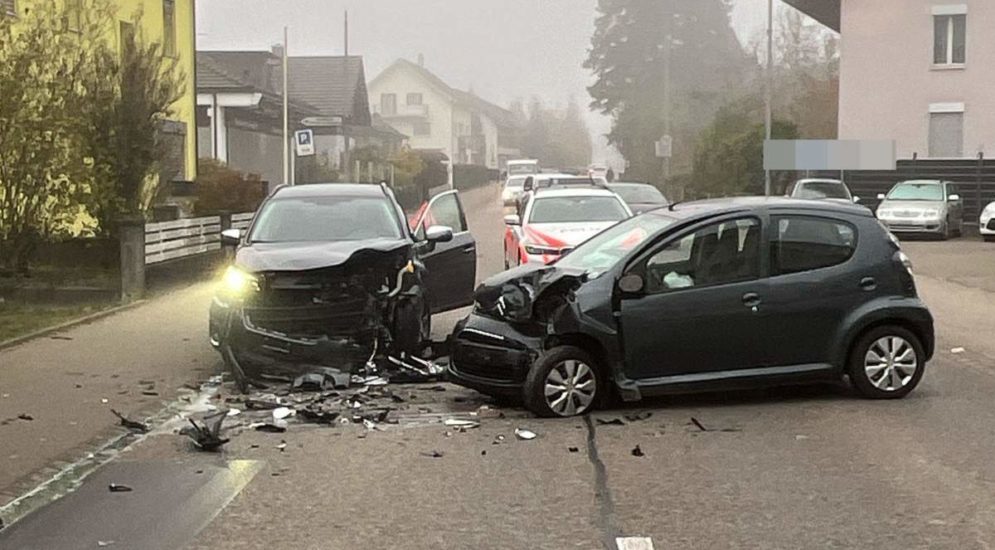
893,250,916,296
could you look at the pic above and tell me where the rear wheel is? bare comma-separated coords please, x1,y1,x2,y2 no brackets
940,218,951,241
524,346,603,417
848,326,925,399
985,235,995,243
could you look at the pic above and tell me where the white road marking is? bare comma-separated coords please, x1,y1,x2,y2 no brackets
616,537,655,550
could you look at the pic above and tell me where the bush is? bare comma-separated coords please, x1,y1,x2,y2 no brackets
194,160,267,215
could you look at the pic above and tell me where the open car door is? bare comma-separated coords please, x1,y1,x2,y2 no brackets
411,190,477,313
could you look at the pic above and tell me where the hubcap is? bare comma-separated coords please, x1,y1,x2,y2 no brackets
864,336,918,391
544,359,597,416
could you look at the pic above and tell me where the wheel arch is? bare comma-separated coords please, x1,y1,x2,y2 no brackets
842,316,934,369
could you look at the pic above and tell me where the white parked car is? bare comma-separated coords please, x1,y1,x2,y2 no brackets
981,200,995,242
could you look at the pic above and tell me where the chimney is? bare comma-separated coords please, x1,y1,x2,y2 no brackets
417,53,424,67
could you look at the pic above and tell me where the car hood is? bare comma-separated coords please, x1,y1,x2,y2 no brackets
879,200,945,211
474,263,587,322
525,222,617,248
235,238,411,272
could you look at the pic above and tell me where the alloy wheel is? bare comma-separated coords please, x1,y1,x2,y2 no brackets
864,336,919,391
544,359,597,416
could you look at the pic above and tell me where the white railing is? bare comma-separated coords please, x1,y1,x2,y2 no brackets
231,212,254,231
143,212,255,265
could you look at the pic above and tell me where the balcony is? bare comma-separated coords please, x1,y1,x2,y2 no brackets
375,103,429,119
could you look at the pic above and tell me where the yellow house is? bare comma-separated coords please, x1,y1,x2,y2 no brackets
2,0,198,182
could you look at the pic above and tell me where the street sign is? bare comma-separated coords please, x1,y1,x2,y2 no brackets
655,135,673,158
294,129,315,157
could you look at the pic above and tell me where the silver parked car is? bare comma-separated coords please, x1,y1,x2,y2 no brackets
875,180,964,240
787,178,860,204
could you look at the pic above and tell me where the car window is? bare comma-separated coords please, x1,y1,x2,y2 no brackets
612,184,666,204
643,217,761,293
555,213,677,277
528,196,629,224
414,192,466,238
250,196,402,242
794,181,850,200
771,216,857,276
886,182,943,201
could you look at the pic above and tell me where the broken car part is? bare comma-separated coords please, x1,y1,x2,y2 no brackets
180,412,229,451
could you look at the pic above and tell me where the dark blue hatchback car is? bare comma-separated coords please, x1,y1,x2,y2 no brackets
448,197,934,417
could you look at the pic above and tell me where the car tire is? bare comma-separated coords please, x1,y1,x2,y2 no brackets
940,219,951,241
524,345,604,417
848,325,926,399
985,235,995,243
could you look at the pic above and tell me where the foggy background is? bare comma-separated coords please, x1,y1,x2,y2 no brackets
196,0,785,166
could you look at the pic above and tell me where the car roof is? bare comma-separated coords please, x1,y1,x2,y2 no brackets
608,182,654,187
645,196,872,221
895,179,944,184
795,178,844,185
532,187,619,198
271,183,389,199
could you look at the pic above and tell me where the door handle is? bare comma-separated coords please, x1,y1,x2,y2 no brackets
742,292,761,308
462,244,476,254
860,277,877,291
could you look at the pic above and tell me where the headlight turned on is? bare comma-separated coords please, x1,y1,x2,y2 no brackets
221,266,257,297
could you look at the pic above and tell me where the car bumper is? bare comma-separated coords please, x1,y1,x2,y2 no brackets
980,217,995,235
446,312,542,397
879,219,945,234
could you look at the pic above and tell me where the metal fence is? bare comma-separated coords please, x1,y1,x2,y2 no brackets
812,156,995,223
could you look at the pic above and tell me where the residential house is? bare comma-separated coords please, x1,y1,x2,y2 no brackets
3,0,199,182
786,0,995,159
197,48,404,184
368,58,519,170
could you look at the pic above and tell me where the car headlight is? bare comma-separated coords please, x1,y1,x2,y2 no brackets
525,243,562,256
220,266,257,297
922,209,941,219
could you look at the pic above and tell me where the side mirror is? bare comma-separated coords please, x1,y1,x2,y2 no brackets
523,177,534,192
877,193,886,200
425,225,453,243
853,196,861,203
618,273,645,294
503,214,521,226
221,228,242,247
948,194,961,201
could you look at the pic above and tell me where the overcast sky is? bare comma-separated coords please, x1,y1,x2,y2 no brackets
197,0,791,164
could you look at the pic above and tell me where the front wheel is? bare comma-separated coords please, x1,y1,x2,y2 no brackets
848,326,926,399
524,346,604,417
984,235,995,243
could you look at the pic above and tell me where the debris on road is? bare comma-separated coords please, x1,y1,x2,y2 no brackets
475,405,502,419
443,418,480,430
492,435,506,445
180,412,229,451
631,445,645,457
272,407,294,421
515,428,537,441
108,483,133,493
569,447,579,453
97,541,116,547
141,390,159,397
624,411,652,422
276,441,287,452
596,418,625,426
111,409,149,433
17,413,34,421
690,417,708,432
420,450,444,458
951,347,965,354
254,421,288,433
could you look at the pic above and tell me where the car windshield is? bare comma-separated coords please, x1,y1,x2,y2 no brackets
887,182,944,201
611,184,666,204
505,176,528,189
556,213,677,276
794,181,850,199
250,195,402,242
528,196,629,224
507,164,537,175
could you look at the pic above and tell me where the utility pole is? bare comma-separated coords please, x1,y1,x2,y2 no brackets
764,0,774,196
344,10,349,57
663,12,672,186
282,26,290,185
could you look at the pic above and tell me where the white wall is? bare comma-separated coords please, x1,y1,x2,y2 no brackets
368,65,454,159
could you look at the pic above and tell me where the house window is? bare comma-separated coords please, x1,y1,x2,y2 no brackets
381,93,397,115
406,93,423,106
928,111,964,157
933,12,966,65
413,122,431,136
163,0,177,57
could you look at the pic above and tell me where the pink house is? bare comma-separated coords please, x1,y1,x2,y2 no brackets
786,0,994,159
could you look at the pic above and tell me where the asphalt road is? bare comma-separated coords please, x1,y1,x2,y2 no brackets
3,186,995,549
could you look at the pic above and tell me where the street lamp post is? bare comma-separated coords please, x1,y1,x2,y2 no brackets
764,0,774,196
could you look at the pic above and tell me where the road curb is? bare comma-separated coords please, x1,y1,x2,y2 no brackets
0,300,148,352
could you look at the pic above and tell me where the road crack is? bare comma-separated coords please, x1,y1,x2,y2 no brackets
584,415,620,549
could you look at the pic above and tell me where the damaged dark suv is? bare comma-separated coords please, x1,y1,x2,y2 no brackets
210,183,476,387
449,197,934,417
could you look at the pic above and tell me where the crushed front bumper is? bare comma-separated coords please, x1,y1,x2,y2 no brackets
446,312,542,398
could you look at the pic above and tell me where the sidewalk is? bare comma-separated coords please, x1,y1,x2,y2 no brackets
0,282,220,505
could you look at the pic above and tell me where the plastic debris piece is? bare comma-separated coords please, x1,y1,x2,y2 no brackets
101,398,109,404
420,450,444,458
363,419,377,431
111,409,148,433
255,421,288,433
951,347,965,354
298,408,340,425
97,541,116,547
276,441,287,451
492,435,506,445
475,405,502,419
108,483,133,493
443,418,480,429
141,391,159,397
569,447,580,453
690,417,708,432
631,445,645,457
227,408,241,417
795,435,809,441
180,411,229,451
17,413,33,421
514,428,537,441
596,418,625,426
272,407,294,420
623,411,653,422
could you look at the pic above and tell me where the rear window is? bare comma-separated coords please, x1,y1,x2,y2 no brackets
529,196,629,224
793,181,850,200
771,216,857,276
